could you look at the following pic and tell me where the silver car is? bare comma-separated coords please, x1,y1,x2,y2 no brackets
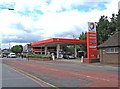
8,53,16,58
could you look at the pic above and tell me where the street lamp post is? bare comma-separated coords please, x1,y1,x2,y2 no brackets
8,8,14,10
0,7,14,51
0,7,14,10
118,1,120,11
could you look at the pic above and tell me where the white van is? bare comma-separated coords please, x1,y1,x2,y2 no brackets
8,53,16,58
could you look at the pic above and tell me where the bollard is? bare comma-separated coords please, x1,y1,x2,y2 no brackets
51,53,55,61
52,55,55,60
81,56,83,63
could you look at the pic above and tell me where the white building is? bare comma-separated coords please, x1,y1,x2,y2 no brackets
23,44,32,53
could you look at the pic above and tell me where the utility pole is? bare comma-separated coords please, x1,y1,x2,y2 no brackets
9,41,11,51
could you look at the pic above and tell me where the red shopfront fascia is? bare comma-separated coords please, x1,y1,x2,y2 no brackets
87,31,98,59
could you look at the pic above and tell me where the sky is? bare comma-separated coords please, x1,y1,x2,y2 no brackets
0,0,119,49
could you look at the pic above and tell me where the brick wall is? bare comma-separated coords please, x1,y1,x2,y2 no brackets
99,48,119,64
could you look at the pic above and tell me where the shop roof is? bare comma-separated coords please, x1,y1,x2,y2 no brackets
31,38,86,47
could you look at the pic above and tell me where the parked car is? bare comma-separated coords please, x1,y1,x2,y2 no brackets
8,53,16,58
2,54,7,58
63,53,75,59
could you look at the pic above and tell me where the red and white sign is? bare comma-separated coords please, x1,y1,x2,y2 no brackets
88,22,96,32
87,22,98,59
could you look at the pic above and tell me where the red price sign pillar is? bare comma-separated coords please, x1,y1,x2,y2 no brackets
86,22,98,63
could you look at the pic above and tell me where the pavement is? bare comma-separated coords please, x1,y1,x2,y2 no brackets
54,59,119,68
16,57,119,67
2,58,119,74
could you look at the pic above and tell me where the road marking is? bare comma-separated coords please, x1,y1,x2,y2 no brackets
36,65,111,82
4,64,44,87
84,63,118,69
73,73,110,81
49,68,59,71
40,66,111,82
6,65,59,89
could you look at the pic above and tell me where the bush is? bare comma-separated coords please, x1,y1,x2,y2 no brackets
26,54,49,58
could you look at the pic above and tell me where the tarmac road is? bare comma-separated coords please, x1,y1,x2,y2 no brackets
2,62,55,88
2,58,119,88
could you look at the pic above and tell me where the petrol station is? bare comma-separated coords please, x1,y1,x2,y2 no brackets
31,38,86,58
31,22,98,63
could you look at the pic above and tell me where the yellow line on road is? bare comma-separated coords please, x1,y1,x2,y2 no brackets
6,65,59,89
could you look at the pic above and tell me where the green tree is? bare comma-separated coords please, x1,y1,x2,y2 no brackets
108,13,117,37
11,45,22,54
96,16,109,45
116,10,120,31
79,32,86,40
96,10,120,45
19,45,23,53
79,32,87,51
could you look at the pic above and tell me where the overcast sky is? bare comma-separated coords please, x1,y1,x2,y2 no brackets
0,0,119,49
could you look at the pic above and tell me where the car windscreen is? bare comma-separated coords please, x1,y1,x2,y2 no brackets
11,54,15,55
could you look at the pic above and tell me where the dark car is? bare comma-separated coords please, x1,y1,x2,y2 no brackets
63,53,75,59
2,54,7,58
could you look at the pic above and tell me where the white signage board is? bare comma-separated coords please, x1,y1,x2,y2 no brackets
88,22,96,32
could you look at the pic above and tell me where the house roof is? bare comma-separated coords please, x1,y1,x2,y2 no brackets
98,31,120,48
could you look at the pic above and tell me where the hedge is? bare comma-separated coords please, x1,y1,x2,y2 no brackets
26,54,49,58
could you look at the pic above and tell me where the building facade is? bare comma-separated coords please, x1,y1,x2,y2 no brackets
98,32,120,65
23,44,32,53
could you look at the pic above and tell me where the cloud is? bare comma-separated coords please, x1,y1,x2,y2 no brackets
0,0,119,49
